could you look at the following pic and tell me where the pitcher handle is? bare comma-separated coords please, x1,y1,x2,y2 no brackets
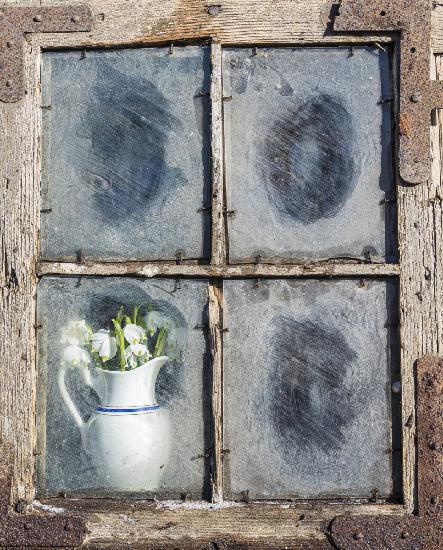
58,365,87,446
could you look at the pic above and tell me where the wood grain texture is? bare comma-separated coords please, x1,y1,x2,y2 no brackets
0,42,40,505
398,55,443,512
210,42,226,267
37,261,400,278
31,499,404,549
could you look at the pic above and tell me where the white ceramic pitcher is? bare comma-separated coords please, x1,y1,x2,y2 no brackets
58,357,171,491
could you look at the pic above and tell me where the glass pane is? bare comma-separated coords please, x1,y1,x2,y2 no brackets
223,279,400,499
41,46,210,261
223,47,396,262
37,277,210,498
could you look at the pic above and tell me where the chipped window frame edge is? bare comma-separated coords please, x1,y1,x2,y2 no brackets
2,0,443,546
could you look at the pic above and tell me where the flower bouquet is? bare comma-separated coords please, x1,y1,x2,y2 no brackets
60,305,182,371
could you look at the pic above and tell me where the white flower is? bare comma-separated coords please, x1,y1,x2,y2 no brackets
124,347,139,369
62,345,90,368
61,320,91,346
91,330,117,362
130,343,150,358
146,311,169,336
123,323,146,345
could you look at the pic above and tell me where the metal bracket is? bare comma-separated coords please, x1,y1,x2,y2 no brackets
330,355,443,549
0,443,86,547
0,5,93,103
333,0,443,185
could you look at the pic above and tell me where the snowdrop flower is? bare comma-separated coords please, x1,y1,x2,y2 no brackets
146,311,169,336
123,324,146,345
130,343,150,359
91,330,117,362
62,345,90,368
61,320,91,346
124,347,139,369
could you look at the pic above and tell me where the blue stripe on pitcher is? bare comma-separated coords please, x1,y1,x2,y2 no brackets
95,404,160,414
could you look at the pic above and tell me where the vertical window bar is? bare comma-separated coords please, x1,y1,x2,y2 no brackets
210,42,227,266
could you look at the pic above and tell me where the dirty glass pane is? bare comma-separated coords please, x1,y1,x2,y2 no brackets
37,277,210,498
41,46,210,261
223,279,400,499
223,47,396,262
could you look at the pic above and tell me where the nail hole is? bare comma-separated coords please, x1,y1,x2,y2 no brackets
380,10,386,16
411,47,417,53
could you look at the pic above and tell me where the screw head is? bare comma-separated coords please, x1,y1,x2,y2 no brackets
353,532,363,540
411,92,422,103
33,15,42,22
392,381,402,394
208,5,222,16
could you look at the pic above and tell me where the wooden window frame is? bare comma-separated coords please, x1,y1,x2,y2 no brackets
1,1,443,548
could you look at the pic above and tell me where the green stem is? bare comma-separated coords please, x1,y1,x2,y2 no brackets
132,305,140,325
154,328,168,357
112,319,126,371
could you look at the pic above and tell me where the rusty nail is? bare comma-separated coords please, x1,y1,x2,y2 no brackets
251,46,258,57
169,43,174,55
411,92,422,103
255,278,261,288
15,500,27,513
208,5,222,16
392,381,402,394
353,532,363,540
33,15,42,22
76,249,85,263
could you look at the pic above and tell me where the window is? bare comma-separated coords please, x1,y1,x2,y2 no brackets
36,43,400,504
2,2,442,547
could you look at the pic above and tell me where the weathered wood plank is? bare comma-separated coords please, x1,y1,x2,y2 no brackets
25,0,394,49
0,44,40,504
208,284,223,503
37,261,400,278
397,55,443,512
210,42,226,267
31,499,405,549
